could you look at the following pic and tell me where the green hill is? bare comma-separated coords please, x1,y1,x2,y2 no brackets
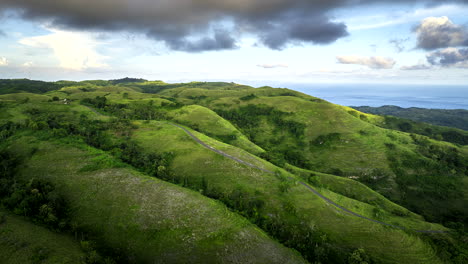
0,79,467,264
156,85,467,224
2,135,306,263
167,105,265,154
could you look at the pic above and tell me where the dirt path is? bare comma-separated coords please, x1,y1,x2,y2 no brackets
169,122,448,234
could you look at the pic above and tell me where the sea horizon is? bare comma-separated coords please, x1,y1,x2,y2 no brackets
282,83,468,110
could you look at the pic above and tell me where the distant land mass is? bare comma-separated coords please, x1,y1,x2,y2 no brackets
353,105,468,131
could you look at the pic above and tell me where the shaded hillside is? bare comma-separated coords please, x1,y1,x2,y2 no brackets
0,210,86,264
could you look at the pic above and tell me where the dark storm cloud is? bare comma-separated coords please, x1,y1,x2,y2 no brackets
1,0,468,52
153,29,238,52
414,16,468,50
426,48,468,67
256,16,349,50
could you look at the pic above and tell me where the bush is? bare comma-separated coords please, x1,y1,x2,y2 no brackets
348,248,371,264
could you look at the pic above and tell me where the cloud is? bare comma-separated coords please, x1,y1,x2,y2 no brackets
336,55,396,69
22,61,33,67
400,64,431,70
3,1,465,52
426,47,468,68
254,15,349,50
389,38,409,52
19,27,108,70
161,29,238,52
414,16,468,50
0,30,5,37
257,63,288,69
0,57,8,66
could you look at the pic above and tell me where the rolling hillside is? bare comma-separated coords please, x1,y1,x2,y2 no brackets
0,79,467,263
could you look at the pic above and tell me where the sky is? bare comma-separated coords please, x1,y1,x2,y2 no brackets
0,0,468,85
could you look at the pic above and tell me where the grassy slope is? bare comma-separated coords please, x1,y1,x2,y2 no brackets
284,164,422,219
167,105,265,155
133,121,447,264
0,209,85,264
9,136,306,264
160,88,393,173
158,86,468,222
44,84,264,155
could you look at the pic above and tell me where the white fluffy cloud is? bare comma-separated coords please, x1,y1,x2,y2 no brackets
257,63,288,69
0,57,8,66
415,16,468,50
22,61,33,67
19,28,108,70
336,55,396,69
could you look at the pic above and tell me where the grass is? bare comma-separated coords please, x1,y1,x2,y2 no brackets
9,135,306,264
1,80,465,263
132,121,448,264
0,92,51,103
167,105,265,155
0,209,85,264
158,85,467,224
285,164,423,220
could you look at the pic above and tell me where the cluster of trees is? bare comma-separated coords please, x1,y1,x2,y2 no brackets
311,133,342,148
215,104,305,138
1,175,68,229
81,96,174,120
239,94,257,101
380,115,468,145
215,104,310,168
0,79,65,95
0,121,20,140
410,134,467,176
384,134,467,225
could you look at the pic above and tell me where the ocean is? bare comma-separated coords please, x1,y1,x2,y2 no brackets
286,83,468,110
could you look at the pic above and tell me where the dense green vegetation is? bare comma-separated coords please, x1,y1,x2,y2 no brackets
376,114,468,145
353,105,468,131
351,106,468,145
0,78,467,263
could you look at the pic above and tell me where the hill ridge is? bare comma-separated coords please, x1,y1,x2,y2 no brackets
169,122,448,233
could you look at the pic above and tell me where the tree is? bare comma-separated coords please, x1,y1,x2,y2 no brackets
348,248,371,264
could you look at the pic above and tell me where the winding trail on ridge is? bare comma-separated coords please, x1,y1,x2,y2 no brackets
170,122,448,234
